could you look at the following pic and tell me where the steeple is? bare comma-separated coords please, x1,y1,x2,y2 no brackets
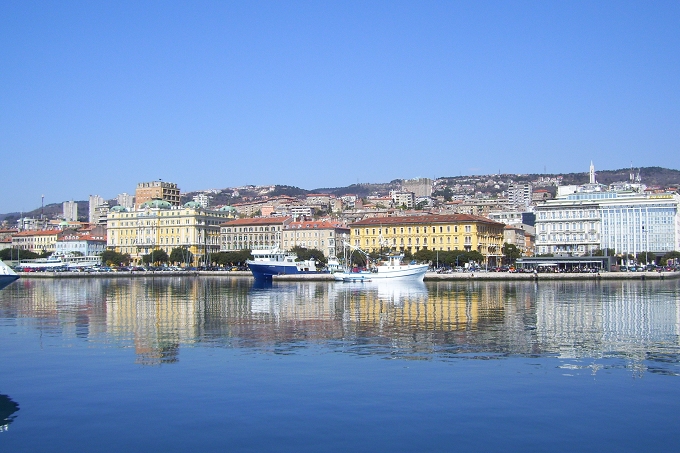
589,161,595,185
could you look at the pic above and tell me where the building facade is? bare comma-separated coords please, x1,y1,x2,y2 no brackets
220,217,292,252
106,202,234,264
11,229,62,254
282,220,350,257
63,201,78,222
534,191,680,256
349,214,505,264
134,181,181,209
56,231,107,256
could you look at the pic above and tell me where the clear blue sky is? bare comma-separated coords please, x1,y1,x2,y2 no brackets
1,1,678,213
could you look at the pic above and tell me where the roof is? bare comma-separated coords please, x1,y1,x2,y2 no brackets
285,220,348,230
13,229,62,237
221,216,292,227
350,214,505,227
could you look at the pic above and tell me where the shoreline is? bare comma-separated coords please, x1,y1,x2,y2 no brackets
14,270,680,281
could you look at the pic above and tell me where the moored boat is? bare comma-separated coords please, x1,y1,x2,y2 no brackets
333,254,428,281
0,260,19,290
247,246,325,280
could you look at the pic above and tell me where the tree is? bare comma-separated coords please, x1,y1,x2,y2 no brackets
170,247,193,266
142,249,169,265
100,250,131,266
593,248,616,257
661,251,680,266
502,243,522,265
291,246,327,265
636,251,656,265
0,247,40,261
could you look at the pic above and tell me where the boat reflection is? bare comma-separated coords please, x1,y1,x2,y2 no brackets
0,394,19,432
1,278,679,372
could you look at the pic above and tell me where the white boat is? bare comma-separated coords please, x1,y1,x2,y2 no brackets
333,254,429,281
18,253,101,270
247,245,325,280
0,260,19,289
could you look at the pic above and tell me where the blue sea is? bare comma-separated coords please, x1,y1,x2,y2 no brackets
1,277,679,452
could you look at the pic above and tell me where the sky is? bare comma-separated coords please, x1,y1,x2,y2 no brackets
1,1,679,213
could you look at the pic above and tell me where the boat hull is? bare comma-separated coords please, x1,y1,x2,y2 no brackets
247,261,302,280
0,275,19,290
333,264,428,281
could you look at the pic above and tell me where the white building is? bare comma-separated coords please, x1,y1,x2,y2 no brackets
193,193,210,208
56,232,107,256
391,191,415,209
89,195,105,224
535,191,680,257
117,193,134,210
63,201,78,222
507,183,533,208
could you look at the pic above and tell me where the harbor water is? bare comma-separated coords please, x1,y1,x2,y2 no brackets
1,277,679,452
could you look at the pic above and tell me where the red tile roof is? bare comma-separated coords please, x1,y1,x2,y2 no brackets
221,216,292,227
350,214,504,227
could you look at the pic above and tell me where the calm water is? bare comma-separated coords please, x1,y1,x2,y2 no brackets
1,277,679,452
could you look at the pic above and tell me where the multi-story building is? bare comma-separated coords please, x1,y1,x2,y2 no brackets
63,201,78,222
89,195,105,223
534,191,680,257
134,181,181,209
220,217,292,251
349,214,505,265
117,193,135,210
56,231,107,256
11,229,62,254
391,191,415,209
402,178,433,197
106,201,234,265
193,193,210,209
282,220,350,257
507,183,533,208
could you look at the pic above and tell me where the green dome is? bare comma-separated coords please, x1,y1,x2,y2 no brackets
141,199,172,209
111,205,128,212
184,201,202,209
219,205,236,212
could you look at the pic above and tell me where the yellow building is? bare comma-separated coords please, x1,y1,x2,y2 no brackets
106,201,235,265
349,214,505,264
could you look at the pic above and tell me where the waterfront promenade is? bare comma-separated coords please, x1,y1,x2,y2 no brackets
14,270,680,281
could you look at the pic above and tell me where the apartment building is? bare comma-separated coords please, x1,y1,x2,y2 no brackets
220,217,292,252
349,214,505,265
282,220,349,257
134,181,181,209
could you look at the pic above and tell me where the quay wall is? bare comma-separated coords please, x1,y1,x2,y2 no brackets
14,270,680,281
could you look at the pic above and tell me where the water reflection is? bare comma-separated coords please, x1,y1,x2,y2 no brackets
0,277,679,372
0,394,19,432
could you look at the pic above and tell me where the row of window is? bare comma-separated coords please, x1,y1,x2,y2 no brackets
355,225,474,235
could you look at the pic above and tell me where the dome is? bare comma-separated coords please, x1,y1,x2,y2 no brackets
219,205,236,212
184,201,202,209
111,205,127,212
59,220,69,226
141,199,172,209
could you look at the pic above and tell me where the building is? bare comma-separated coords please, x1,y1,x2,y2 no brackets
63,201,78,222
117,193,135,210
402,178,433,197
193,193,209,209
56,230,107,256
507,183,533,208
535,190,680,257
220,217,292,251
106,201,235,265
282,220,349,257
349,214,505,265
11,229,62,254
134,181,181,209
89,195,105,223
391,191,415,209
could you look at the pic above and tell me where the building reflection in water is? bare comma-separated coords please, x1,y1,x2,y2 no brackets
0,277,678,371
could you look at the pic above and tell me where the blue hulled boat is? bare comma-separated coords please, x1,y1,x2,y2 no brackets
247,246,322,280
0,261,19,290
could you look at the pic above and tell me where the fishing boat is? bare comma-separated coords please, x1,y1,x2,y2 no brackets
247,246,324,280
0,261,19,290
333,250,429,282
